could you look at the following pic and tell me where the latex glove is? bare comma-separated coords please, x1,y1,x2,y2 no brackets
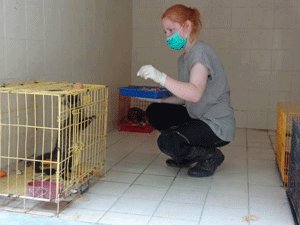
137,65,167,86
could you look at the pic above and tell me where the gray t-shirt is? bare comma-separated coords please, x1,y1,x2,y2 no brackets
178,41,235,142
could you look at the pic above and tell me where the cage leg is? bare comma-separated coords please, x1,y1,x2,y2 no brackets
79,180,90,195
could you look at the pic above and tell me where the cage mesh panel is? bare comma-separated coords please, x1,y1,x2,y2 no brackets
0,81,108,215
276,102,300,188
287,117,300,224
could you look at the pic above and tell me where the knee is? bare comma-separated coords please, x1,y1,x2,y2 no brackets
157,129,189,156
146,103,161,120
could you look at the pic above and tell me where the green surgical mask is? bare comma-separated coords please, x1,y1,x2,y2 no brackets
166,27,188,50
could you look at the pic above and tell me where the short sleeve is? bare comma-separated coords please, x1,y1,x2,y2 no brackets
188,44,214,79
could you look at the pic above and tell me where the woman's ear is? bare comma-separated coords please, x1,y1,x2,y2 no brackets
185,20,192,31
183,20,193,37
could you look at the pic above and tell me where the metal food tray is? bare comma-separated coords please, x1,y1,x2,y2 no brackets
118,86,172,99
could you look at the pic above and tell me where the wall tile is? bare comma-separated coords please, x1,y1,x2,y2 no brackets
0,0,4,38
59,42,72,73
274,7,297,28
247,111,268,129
44,5,60,42
232,8,253,28
211,8,232,28
27,40,44,77
289,74,300,101
210,0,232,7
226,68,244,90
0,39,6,78
250,50,272,70
230,49,251,69
5,0,26,39
44,40,60,75
26,1,44,40
84,0,96,17
199,29,211,44
43,0,62,9
200,8,212,29
231,29,252,49
252,8,274,29
242,71,271,91
216,49,231,71
60,13,72,44
271,50,294,71
253,0,275,7
6,40,27,79
234,110,247,128
210,29,231,49
275,0,299,7
251,29,273,49
133,7,164,30
132,46,181,71
268,111,278,130
247,91,270,111
163,0,205,9
268,92,290,112
133,28,165,49
273,29,295,50
231,90,249,110
296,7,300,28
269,71,293,91
134,0,166,9
291,72,300,93
231,0,254,7
294,51,300,71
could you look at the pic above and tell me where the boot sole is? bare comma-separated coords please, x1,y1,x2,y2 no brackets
166,160,193,168
187,156,224,178
187,169,215,177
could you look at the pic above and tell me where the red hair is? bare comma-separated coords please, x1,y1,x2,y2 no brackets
162,4,202,42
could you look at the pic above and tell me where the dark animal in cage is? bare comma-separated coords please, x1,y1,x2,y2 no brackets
33,94,96,180
127,107,148,126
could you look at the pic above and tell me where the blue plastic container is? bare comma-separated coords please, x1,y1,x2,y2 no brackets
118,86,172,99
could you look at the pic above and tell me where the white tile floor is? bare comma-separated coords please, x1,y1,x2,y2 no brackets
56,128,296,225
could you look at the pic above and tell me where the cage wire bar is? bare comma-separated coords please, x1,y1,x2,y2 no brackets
276,102,300,188
0,81,108,216
287,116,300,225
118,91,154,133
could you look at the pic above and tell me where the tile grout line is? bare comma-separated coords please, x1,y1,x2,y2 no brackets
246,128,251,225
96,132,164,224
197,175,214,225
268,131,276,154
146,167,183,225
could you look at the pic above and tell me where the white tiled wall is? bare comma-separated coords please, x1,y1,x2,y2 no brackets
0,0,133,131
1,0,299,131
131,0,300,130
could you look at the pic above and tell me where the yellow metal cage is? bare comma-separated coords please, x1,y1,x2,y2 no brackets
0,81,108,215
276,102,300,188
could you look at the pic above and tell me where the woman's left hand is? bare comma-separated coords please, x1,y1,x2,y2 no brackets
137,65,167,86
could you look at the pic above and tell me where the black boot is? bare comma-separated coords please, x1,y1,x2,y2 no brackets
166,158,197,168
187,148,225,177
165,146,210,168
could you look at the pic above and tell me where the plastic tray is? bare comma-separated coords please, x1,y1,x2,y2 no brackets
28,181,64,200
118,86,172,99
119,123,154,133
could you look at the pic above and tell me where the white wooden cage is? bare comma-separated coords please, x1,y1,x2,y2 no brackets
0,81,108,215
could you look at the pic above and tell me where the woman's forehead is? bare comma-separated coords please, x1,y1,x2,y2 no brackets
162,18,179,28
